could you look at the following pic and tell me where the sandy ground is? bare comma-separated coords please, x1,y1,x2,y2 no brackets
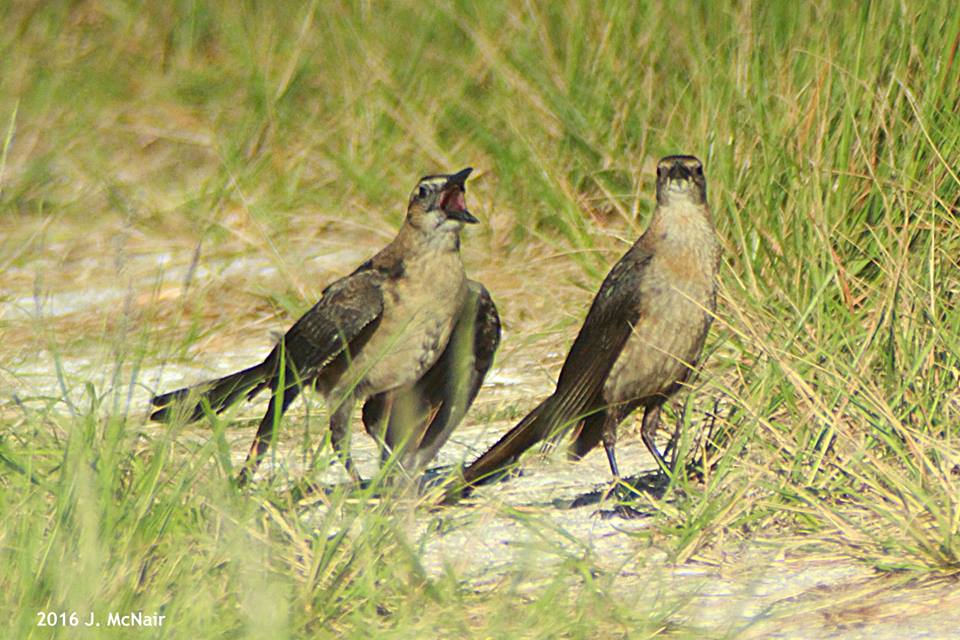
3,237,959,638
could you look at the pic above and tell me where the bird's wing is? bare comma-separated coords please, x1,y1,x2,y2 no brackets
273,267,386,382
545,247,650,429
409,280,501,467
232,264,388,485
150,265,386,422
362,279,501,471
458,242,651,488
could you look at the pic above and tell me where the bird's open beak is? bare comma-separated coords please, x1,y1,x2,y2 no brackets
446,167,473,188
441,167,478,224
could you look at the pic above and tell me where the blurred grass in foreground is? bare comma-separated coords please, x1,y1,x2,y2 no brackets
1,0,959,637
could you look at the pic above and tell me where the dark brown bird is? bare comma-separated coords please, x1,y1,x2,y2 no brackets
150,168,500,484
454,155,719,495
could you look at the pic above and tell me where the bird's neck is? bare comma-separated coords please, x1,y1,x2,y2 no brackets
647,196,713,240
642,196,719,284
395,222,462,256
364,223,460,276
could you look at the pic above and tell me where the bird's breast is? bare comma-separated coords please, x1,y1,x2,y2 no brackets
345,248,467,396
604,218,718,405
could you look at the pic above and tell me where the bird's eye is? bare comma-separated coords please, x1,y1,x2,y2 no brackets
417,185,428,199
694,165,703,176
656,167,663,178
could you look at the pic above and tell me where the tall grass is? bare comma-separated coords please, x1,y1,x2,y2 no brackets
1,1,958,636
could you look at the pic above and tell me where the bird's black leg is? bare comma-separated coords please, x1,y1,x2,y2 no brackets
378,393,398,468
640,403,672,476
604,441,621,479
330,395,362,484
600,410,629,502
238,382,301,486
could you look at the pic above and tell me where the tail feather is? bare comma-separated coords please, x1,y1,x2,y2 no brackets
451,392,606,502
149,363,269,423
459,397,554,486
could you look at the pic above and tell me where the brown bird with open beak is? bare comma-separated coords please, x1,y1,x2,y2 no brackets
453,155,719,497
151,168,500,485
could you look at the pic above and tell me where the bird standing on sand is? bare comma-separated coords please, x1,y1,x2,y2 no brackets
455,155,719,495
150,168,500,485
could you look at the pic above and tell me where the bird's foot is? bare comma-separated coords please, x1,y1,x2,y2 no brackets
336,454,365,488
418,465,470,505
592,477,655,519
235,465,256,489
419,465,455,492
602,476,641,502
563,477,636,510
598,504,652,520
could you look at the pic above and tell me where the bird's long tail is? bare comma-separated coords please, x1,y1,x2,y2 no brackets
149,362,269,423
457,396,556,488
447,386,604,502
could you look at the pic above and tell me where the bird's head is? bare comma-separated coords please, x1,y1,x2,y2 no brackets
656,155,707,206
406,167,478,233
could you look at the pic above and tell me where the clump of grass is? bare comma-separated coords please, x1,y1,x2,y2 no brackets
2,1,960,636
1,362,688,637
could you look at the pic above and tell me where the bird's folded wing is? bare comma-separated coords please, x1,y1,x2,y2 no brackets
277,268,386,375
458,244,652,486
414,280,501,454
149,270,386,420
537,245,652,441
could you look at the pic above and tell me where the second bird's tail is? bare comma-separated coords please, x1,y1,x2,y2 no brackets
456,395,564,490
